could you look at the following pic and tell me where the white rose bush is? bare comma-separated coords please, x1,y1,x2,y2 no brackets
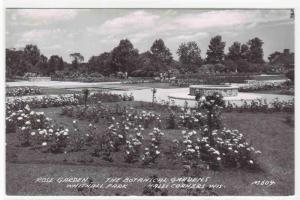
6,86,42,97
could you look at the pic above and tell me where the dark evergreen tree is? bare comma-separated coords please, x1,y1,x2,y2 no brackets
150,39,173,67
206,35,225,64
227,42,241,61
247,37,264,63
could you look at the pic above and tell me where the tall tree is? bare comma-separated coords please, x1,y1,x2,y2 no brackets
247,37,264,63
23,44,41,67
177,41,202,73
35,54,49,75
206,35,226,64
136,51,165,76
268,51,281,63
111,39,139,74
48,55,64,73
227,42,241,61
150,39,173,66
6,48,23,77
70,52,84,70
87,52,112,75
240,44,250,60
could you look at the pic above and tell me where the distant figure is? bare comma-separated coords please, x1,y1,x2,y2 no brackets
125,71,128,79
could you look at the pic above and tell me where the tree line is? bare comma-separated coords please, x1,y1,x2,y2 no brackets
6,35,270,78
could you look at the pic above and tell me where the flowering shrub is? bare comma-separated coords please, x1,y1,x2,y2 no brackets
179,130,205,169
166,110,177,129
44,126,69,153
6,87,42,97
124,126,144,163
6,104,49,133
195,93,225,147
270,98,294,112
106,118,130,151
85,123,97,146
6,94,79,111
170,93,262,171
215,128,261,169
137,100,182,114
51,72,120,82
239,81,291,92
74,91,134,104
61,104,162,129
128,110,162,129
61,104,112,122
169,74,249,87
225,98,294,113
177,110,206,130
141,128,164,165
90,132,114,162
7,104,72,153
68,120,86,152
177,128,261,171
12,113,69,152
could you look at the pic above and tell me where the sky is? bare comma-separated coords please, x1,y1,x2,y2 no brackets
6,9,294,63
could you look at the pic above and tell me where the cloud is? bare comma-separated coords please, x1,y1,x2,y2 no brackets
102,10,159,30
172,11,246,30
158,10,290,32
128,32,155,43
87,10,160,36
42,44,62,50
10,9,78,25
19,28,64,43
264,20,294,28
168,32,209,41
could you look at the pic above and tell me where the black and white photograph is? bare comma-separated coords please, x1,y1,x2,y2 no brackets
3,2,297,198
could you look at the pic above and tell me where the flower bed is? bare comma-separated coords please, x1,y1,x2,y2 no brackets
6,104,50,133
174,128,261,171
6,94,79,112
61,104,161,128
225,98,294,113
6,87,42,97
7,92,264,175
122,79,155,84
73,90,134,105
89,91,134,102
239,81,292,92
6,90,133,113
170,74,251,87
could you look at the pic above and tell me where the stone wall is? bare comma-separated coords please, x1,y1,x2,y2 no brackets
189,85,238,97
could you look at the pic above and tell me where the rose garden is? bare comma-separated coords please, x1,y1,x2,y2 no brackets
6,35,294,196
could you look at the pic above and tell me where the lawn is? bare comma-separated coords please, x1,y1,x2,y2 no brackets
6,101,294,196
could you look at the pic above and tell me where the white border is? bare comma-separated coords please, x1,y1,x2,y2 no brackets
1,0,299,200
2,0,299,9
